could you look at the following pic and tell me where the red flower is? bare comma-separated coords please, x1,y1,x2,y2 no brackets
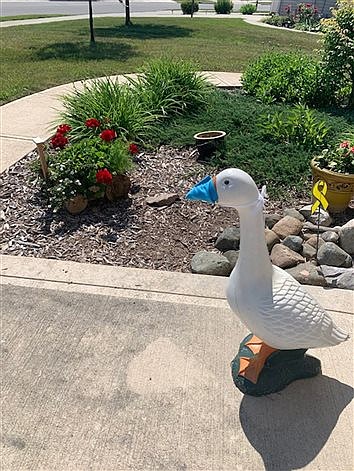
340,141,349,148
96,168,113,185
85,118,101,128
129,143,139,155
350,147,354,153
306,3,311,7
314,6,318,13
51,132,68,149
57,124,71,134
100,129,116,142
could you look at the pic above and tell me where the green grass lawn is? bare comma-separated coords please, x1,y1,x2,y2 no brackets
0,14,67,22
1,17,319,104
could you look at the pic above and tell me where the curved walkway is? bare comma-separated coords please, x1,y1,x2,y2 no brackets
0,71,241,172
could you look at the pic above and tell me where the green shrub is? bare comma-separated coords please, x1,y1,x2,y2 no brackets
260,104,331,150
242,52,332,107
46,138,133,210
239,4,257,14
180,0,199,15
263,15,295,27
133,58,211,117
60,79,158,142
214,0,233,14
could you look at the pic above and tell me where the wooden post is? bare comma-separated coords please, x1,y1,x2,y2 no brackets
33,137,48,179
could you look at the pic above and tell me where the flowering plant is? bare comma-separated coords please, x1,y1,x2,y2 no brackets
41,120,137,210
313,140,354,175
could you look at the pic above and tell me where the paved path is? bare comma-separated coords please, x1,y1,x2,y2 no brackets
1,255,353,470
0,71,242,172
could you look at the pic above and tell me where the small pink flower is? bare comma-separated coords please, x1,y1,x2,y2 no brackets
340,141,349,148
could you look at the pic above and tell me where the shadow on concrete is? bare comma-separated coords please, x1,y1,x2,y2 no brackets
34,41,136,61
239,375,353,471
91,23,193,40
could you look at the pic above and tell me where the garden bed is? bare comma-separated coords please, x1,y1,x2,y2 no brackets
1,146,288,272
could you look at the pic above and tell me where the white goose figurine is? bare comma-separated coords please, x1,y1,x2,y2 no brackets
186,169,349,388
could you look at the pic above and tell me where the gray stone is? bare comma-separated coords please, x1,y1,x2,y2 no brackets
284,208,305,222
303,222,340,233
321,231,339,244
191,251,231,276
306,235,325,249
270,244,305,269
146,193,179,207
223,250,239,270
317,242,352,268
282,235,303,253
265,229,280,252
299,205,332,226
302,243,317,261
264,213,282,229
320,265,354,289
272,216,303,240
215,227,240,252
339,219,354,256
286,262,326,287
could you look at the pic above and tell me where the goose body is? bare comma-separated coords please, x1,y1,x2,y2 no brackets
187,168,349,351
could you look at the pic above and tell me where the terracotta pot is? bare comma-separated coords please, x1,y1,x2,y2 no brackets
65,195,88,215
194,130,226,160
105,174,131,201
311,159,354,213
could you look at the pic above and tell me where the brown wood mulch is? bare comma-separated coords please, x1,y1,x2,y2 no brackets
1,146,290,273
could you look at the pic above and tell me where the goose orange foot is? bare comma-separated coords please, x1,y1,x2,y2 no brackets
238,335,278,384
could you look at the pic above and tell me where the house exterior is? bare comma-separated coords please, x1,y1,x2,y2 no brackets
271,0,336,17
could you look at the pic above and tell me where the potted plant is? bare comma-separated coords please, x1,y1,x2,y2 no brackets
38,122,136,214
194,130,226,160
311,139,354,213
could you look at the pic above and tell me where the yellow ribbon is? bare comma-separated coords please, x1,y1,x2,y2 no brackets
311,180,328,214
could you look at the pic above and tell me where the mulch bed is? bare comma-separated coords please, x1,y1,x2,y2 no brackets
1,146,292,272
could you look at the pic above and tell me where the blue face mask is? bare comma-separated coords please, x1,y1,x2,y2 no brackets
185,176,218,204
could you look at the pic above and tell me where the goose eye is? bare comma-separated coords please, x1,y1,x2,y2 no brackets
224,180,230,186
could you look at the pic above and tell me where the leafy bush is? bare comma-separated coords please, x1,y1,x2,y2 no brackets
180,0,199,15
132,58,211,117
46,137,134,209
320,0,354,109
60,79,158,142
260,105,331,150
214,0,233,14
263,15,295,28
242,52,332,107
239,4,257,14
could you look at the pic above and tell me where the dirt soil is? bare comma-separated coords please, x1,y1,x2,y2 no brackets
1,146,299,272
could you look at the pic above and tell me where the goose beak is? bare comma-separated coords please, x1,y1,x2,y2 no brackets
186,176,218,204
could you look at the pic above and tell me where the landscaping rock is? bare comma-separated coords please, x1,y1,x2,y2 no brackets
302,243,317,261
146,192,179,207
270,244,305,269
339,219,354,255
282,235,303,253
223,250,239,270
299,205,332,226
302,222,340,233
264,213,282,229
306,235,325,249
191,251,231,276
317,242,352,268
321,231,339,244
320,265,354,289
265,229,280,252
215,226,240,252
284,208,305,222
286,262,326,287
272,216,303,239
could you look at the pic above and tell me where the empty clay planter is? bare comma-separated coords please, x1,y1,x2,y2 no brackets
194,130,226,160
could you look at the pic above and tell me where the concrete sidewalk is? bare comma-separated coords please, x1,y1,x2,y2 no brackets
0,72,241,173
1,255,353,470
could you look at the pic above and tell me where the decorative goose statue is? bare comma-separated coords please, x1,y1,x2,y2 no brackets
186,169,349,396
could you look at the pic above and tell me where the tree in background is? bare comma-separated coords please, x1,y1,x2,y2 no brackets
321,0,354,108
118,0,132,26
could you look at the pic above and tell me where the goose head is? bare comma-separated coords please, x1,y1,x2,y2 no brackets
186,168,261,209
